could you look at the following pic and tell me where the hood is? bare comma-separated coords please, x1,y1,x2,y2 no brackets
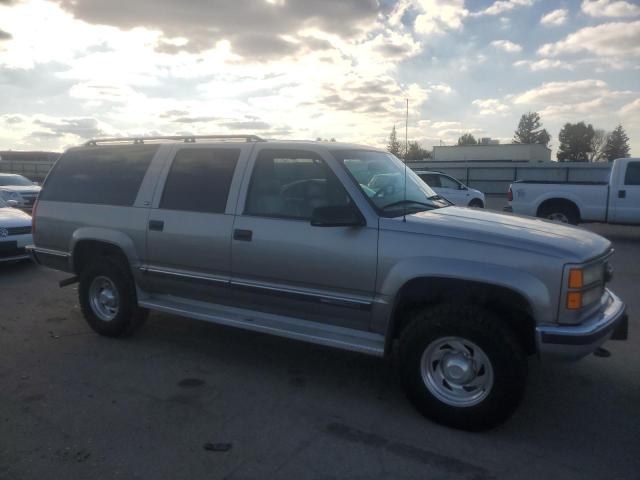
0,185,41,194
0,206,32,228
397,206,610,262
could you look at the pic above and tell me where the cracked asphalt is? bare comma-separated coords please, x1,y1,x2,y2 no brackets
1,204,639,479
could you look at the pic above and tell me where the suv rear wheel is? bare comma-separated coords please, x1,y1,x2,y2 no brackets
398,304,527,431
78,257,148,337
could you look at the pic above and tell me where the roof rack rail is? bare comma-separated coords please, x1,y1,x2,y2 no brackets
84,134,266,146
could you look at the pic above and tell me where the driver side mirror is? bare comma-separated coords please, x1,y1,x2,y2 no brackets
7,200,19,207
311,205,365,227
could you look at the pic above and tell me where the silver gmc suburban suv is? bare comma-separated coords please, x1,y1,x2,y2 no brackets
28,135,628,431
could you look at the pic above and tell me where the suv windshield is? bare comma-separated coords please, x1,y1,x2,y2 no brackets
0,174,34,186
332,150,450,217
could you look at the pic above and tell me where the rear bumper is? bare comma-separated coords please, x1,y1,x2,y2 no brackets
536,289,627,360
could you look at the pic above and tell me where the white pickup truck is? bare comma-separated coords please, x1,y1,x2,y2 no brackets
506,158,640,225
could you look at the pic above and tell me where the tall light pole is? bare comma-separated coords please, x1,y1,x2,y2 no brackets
405,98,409,162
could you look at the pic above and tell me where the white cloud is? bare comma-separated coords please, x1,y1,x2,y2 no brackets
514,59,572,70
413,0,469,35
540,9,569,26
491,39,522,53
472,98,510,115
581,0,640,18
472,0,534,17
512,79,636,122
538,21,640,58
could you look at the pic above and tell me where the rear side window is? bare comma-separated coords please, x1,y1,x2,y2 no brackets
39,145,158,206
624,162,640,185
160,148,240,213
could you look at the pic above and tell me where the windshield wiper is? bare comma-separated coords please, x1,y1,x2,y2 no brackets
381,200,434,211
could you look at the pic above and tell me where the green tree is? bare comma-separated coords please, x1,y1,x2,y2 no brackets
602,125,630,162
387,125,402,157
557,122,595,162
405,141,431,161
513,112,551,146
457,133,477,145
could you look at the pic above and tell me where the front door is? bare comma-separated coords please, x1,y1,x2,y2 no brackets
143,145,246,301
611,160,640,224
231,148,377,331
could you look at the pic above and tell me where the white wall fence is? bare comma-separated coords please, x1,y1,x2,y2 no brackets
407,161,612,195
0,160,56,182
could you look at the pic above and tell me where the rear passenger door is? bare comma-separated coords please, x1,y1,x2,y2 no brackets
142,145,248,301
230,147,378,331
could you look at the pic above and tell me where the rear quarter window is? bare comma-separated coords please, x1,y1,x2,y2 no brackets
624,161,640,186
39,145,158,206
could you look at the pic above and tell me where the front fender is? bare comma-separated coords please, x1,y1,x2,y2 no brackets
373,256,552,334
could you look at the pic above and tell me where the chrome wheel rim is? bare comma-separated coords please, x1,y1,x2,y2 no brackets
421,337,494,407
547,212,569,223
89,276,119,322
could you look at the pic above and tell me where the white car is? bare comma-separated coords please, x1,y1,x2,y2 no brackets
0,173,41,213
416,171,486,208
0,197,33,262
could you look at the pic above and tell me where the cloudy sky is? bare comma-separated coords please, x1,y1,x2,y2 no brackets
0,0,639,156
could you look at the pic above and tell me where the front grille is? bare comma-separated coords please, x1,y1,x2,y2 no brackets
7,226,32,236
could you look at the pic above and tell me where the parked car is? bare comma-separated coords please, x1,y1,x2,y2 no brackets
0,174,41,213
0,196,32,262
506,158,640,225
415,171,485,207
29,135,628,431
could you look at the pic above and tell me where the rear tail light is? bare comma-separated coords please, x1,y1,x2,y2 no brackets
507,187,513,202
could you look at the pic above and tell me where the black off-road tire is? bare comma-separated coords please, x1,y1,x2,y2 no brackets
78,257,148,337
538,203,579,225
398,304,527,431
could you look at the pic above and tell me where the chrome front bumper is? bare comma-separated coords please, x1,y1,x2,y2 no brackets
536,289,628,360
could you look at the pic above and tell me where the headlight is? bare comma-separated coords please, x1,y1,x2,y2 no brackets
565,262,605,310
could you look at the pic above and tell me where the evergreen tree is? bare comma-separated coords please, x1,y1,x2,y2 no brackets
405,141,431,161
557,122,595,162
513,112,551,146
457,133,477,145
387,125,402,157
602,125,630,162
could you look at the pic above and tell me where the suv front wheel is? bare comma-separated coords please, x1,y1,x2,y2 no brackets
399,304,527,431
78,258,148,337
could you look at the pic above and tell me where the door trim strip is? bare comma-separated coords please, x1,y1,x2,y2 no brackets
140,266,372,311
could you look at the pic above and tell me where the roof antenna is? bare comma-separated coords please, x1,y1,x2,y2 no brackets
403,98,408,222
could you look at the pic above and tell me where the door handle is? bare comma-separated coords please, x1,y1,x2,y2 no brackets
149,220,164,231
233,229,252,241
618,190,626,199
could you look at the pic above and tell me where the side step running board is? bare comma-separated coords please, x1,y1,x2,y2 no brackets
139,296,386,357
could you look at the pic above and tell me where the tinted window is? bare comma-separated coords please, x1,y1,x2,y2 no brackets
624,162,640,186
160,148,239,213
39,145,158,205
419,174,441,187
245,150,350,220
439,175,460,189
